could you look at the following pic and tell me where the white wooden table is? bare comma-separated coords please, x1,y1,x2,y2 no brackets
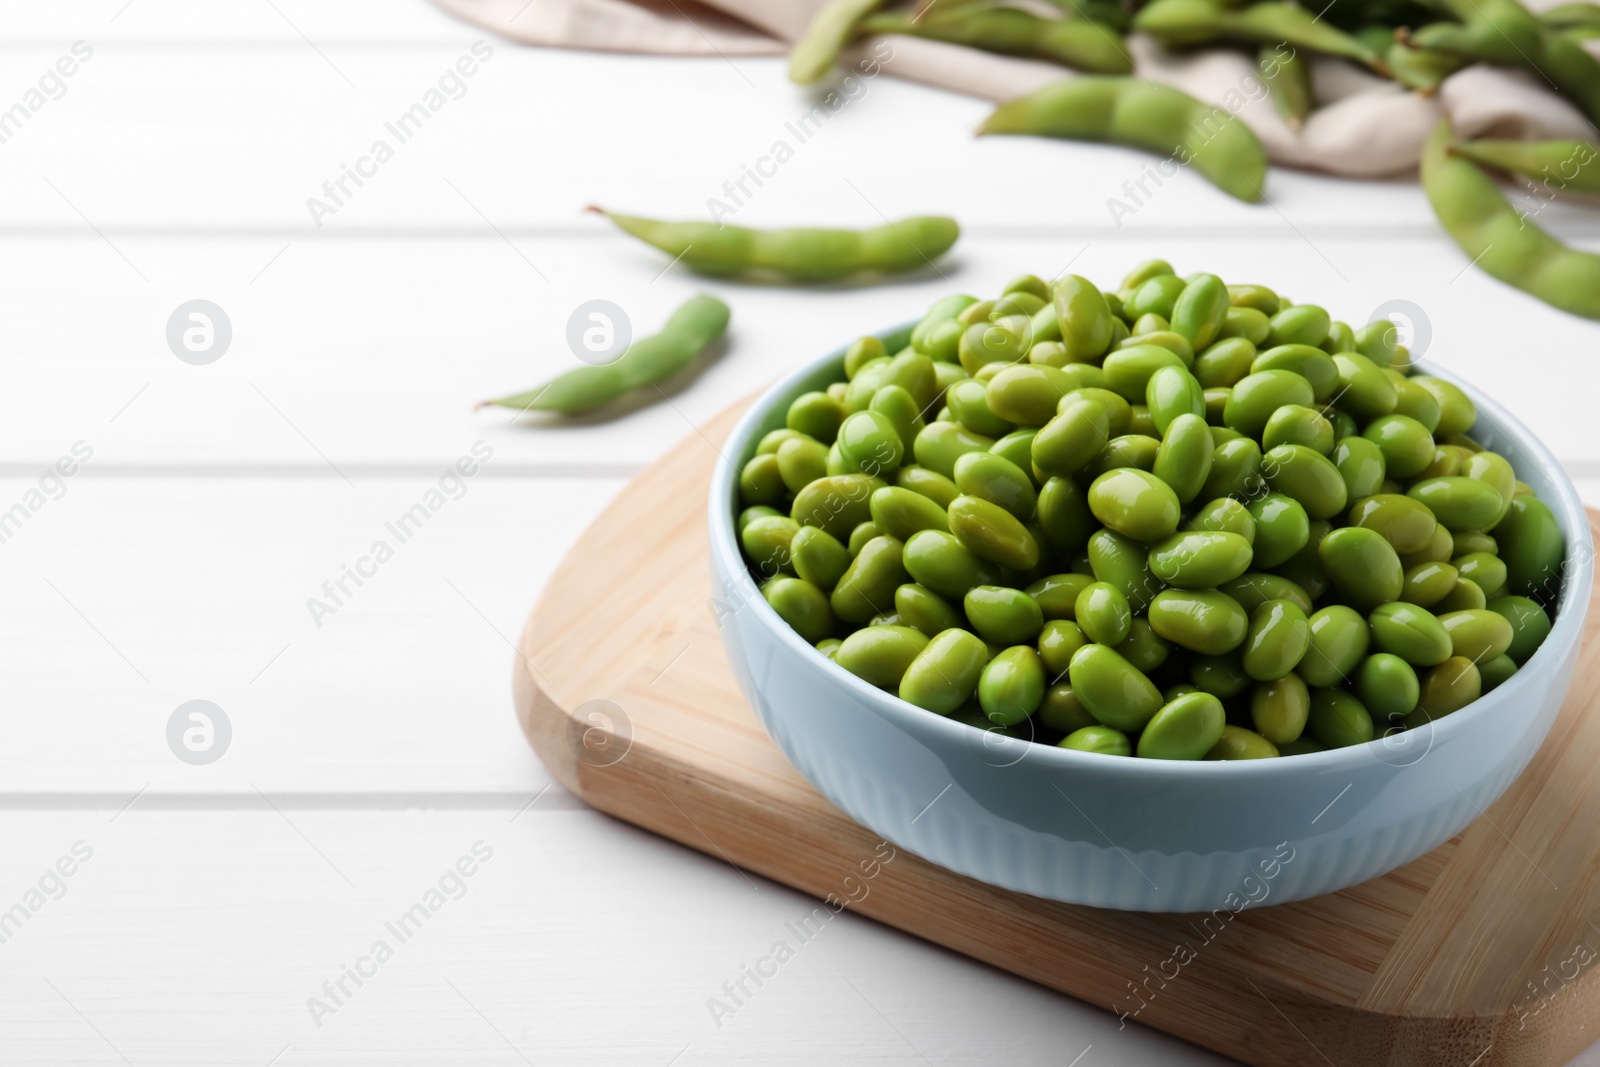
4,3,1599,1063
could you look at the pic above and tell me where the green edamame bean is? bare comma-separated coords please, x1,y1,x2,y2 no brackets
1325,407,1358,443
738,505,784,535
978,646,1047,726
742,515,800,576
1075,581,1132,645
1036,476,1096,552
1137,691,1226,760
791,474,882,540
836,410,906,475
1147,589,1249,655
914,421,995,479
816,638,842,660
1219,306,1271,346
1299,605,1370,687
1401,561,1458,608
1194,336,1258,387
834,625,931,689
1207,725,1279,759
844,336,888,380
1247,493,1310,569
1494,495,1564,601
1060,725,1133,756
1353,653,1420,719
1028,573,1094,620
1434,578,1488,614
1033,394,1113,476
1038,683,1097,733
1390,376,1442,432
869,486,950,542
964,585,1045,646
1169,273,1230,351
1400,523,1455,568
1479,653,1517,692
1486,595,1553,664
958,320,1030,377
1308,689,1374,748
1407,477,1505,532
1262,405,1333,455
1354,320,1398,367
830,535,908,623
1241,599,1311,680
776,436,831,493
1187,497,1256,542
1228,284,1280,315
1125,275,1188,321
1052,275,1117,363
1328,351,1396,421
1087,468,1182,542
1145,366,1206,436
788,391,848,444
1115,617,1171,673
1250,672,1309,744
1086,435,1160,478
1405,656,1481,726
1122,260,1175,290
1203,387,1231,425
1190,652,1251,698
1262,444,1347,521
1322,321,1356,355
1069,643,1164,731
953,452,1036,522
1368,602,1453,666
1123,331,1194,366
1252,344,1338,402
1266,304,1332,349
739,454,785,506
1363,414,1435,479
1349,494,1438,554
896,466,961,510
758,428,803,455
894,583,965,638
1329,437,1387,505
946,379,1016,438
903,529,1001,600
1438,608,1514,663
1224,370,1315,438
1102,345,1188,405
1453,552,1507,595
1219,573,1313,615
763,576,835,644
1147,531,1253,588
1319,526,1404,610
988,430,1036,476
899,629,990,714
979,78,1268,203
986,365,1076,428
1038,618,1091,676
949,494,1042,571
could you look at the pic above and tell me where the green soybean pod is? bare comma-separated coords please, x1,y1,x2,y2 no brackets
1299,604,1370,687
1148,588,1249,655
1206,725,1279,760
1148,530,1253,589
978,646,1048,726
899,628,990,714
1250,672,1310,745
1493,495,1565,601
1452,138,1600,196
1069,643,1164,731
1308,689,1375,749
894,583,965,638
1319,526,1404,610
1137,691,1226,760
1353,653,1421,719
903,529,1000,600
763,576,836,644
1241,599,1311,680
1420,122,1600,320
1486,594,1553,664
978,78,1268,202
834,625,931,689
859,8,1135,74
593,208,959,282
1060,725,1134,756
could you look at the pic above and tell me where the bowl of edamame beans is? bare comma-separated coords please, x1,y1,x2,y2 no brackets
709,264,1592,912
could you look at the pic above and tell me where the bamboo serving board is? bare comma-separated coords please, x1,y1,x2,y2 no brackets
512,397,1600,1067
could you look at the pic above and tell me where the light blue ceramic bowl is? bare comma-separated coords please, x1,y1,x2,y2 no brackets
708,325,1593,911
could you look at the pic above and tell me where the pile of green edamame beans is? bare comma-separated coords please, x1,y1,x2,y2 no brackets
735,264,1567,760
791,0,1600,319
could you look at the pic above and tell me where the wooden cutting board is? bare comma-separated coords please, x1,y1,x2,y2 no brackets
512,397,1600,1067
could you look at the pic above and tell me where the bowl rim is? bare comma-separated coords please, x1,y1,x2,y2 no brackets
707,323,1595,778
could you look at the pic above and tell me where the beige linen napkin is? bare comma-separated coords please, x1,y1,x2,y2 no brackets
434,0,1599,177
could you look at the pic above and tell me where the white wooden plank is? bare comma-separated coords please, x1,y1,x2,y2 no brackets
1,234,1598,473
6,0,471,43
0,809,1232,1066
6,43,1596,235
0,476,623,793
